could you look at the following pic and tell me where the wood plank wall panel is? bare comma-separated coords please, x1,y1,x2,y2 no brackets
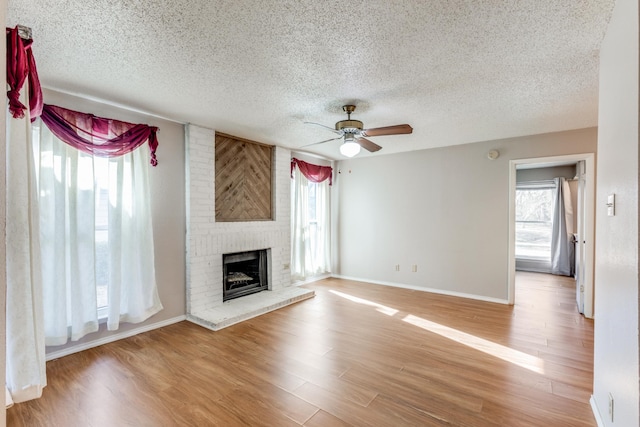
215,133,273,221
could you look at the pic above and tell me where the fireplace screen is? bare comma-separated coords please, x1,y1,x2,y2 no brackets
223,249,269,301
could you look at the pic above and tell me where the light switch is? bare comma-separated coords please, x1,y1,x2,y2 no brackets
607,194,615,216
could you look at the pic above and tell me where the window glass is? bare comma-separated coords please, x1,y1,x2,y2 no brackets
515,186,554,260
95,157,110,311
34,123,110,313
308,182,318,223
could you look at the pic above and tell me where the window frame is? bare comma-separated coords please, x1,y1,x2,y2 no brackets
514,180,556,262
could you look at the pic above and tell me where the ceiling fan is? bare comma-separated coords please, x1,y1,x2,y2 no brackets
304,105,413,157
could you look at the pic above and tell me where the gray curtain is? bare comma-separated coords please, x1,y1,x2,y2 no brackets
550,177,573,276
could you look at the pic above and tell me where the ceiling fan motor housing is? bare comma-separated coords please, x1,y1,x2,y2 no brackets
335,119,363,133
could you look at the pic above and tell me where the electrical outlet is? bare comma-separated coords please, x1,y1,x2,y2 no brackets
283,263,290,270
608,393,614,422
394,264,400,271
412,265,417,272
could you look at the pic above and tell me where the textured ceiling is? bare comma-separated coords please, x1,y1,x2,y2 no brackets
8,1,615,159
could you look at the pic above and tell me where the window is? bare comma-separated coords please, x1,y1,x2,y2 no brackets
33,119,162,345
305,181,322,264
291,161,331,279
94,158,110,313
515,181,555,260
33,125,110,314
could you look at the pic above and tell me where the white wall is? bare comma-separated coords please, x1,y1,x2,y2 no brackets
592,0,639,425
42,89,187,356
1,1,7,424
336,128,596,301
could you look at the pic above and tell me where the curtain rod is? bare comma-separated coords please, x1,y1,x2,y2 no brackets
17,24,32,40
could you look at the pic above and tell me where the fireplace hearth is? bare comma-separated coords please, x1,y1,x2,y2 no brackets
223,249,270,301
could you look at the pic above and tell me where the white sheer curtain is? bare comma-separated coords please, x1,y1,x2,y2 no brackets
104,144,161,331
5,88,46,403
291,167,331,280
37,122,98,344
35,121,163,346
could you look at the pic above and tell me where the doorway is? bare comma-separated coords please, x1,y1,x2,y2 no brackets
507,153,595,318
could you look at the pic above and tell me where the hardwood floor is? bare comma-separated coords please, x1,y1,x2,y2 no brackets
8,273,595,426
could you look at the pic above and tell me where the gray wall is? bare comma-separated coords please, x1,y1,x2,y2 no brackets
291,151,333,168
335,128,596,301
516,165,576,182
592,0,639,424
43,89,186,355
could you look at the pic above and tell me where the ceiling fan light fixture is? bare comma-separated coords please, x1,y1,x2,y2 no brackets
340,140,361,157
304,104,411,156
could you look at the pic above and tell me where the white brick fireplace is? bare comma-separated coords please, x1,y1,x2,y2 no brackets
185,124,314,330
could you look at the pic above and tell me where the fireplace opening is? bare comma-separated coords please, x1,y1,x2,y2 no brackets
223,249,270,301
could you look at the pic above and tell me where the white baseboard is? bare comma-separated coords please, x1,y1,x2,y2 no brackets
590,395,605,427
45,315,187,361
331,275,509,305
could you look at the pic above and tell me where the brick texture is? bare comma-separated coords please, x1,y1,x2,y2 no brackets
185,124,292,315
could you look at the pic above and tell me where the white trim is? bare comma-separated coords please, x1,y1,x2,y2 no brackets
507,153,596,318
45,315,187,361
590,395,605,427
331,275,509,305
508,163,517,304
184,124,193,316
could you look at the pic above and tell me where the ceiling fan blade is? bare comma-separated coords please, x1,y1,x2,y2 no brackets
303,121,342,135
356,137,382,152
301,135,343,148
361,124,413,137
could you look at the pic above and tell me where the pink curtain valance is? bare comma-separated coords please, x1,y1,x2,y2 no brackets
40,104,159,166
291,158,332,185
6,26,43,121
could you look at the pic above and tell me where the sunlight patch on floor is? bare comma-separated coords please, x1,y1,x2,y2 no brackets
329,289,545,374
329,289,399,316
402,314,545,374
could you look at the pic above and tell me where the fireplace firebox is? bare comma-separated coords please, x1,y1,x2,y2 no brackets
223,249,270,301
